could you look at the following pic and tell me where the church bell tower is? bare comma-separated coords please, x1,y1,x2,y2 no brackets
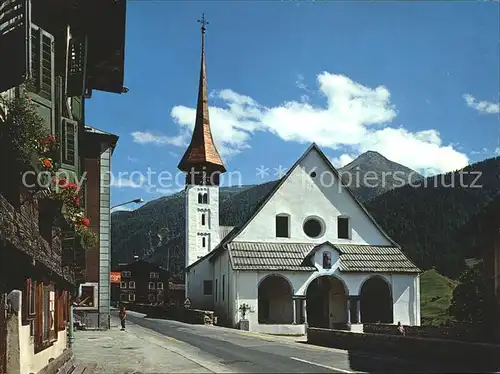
178,14,226,274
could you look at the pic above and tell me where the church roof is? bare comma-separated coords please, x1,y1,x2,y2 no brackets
178,16,226,172
225,242,420,273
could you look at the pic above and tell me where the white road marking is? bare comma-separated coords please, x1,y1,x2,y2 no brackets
290,357,356,373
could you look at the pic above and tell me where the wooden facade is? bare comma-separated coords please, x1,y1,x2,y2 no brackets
0,0,126,371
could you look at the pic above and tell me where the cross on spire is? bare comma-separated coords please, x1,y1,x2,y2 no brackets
198,13,209,34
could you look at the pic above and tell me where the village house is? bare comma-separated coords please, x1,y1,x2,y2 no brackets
0,0,127,372
179,17,421,334
111,260,170,306
74,126,118,330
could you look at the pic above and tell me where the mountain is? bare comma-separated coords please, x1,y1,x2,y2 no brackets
364,156,500,278
111,152,499,281
338,151,423,201
111,151,420,277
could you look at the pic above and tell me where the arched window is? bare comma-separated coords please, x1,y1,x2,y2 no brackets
201,213,206,226
202,193,208,204
202,237,206,248
198,193,203,204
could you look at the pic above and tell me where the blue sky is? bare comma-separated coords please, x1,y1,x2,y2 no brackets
84,1,500,209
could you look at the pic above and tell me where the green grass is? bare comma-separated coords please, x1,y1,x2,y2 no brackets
420,269,458,326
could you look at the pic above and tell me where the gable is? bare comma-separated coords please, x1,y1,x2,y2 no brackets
232,143,396,246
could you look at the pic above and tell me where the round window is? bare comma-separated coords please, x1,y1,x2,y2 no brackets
303,217,323,238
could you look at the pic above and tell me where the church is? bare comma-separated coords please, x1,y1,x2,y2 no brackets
177,16,421,334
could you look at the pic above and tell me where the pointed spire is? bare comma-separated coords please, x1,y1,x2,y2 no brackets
178,14,226,177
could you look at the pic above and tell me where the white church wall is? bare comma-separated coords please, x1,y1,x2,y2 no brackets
391,273,421,326
233,147,392,246
294,244,420,326
212,250,233,323
233,270,310,332
186,256,214,311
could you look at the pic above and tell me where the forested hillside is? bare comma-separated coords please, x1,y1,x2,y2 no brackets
111,152,499,281
365,156,500,278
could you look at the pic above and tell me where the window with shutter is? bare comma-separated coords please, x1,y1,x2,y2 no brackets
29,23,55,133
61,117,78,168
67,36,87,97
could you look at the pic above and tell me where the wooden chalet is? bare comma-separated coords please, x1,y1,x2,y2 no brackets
0,0,127,372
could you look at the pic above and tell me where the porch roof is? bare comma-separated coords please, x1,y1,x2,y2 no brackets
227,241,420,273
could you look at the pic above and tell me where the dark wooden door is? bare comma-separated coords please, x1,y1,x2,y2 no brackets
0,293,6,374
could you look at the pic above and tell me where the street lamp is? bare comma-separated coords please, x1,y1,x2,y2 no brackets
111,198,144,211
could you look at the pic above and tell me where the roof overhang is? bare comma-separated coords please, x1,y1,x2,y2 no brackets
84,0,127,94
83,125,119,157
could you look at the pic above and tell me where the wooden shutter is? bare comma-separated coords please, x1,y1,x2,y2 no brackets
0,0,30,92
29,23,55,134
66,36,87,97
61,117,78,168
35,282,43,347
22,279,30,322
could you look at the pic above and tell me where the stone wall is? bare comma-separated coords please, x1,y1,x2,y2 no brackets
123,302,214,325
307,327,500,372
0,191,73,283
363,322,491,343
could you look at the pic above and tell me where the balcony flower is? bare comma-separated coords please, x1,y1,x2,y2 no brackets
40,157,54,170
37,135,57,154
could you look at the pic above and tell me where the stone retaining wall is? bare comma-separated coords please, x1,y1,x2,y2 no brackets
307,327,500,372
363,322,491,343
123,303,214,325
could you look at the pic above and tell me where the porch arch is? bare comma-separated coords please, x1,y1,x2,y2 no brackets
359,275,393,323
306,275,348,328
257,274,293,324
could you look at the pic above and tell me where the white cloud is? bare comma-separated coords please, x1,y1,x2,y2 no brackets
495,147,500,155
110,175,146,189
463,94,500,114
131,131,187,147
331,154,356,168
132,72,469,175
111,206,133,213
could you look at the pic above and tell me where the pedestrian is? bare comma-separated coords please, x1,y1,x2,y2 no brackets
119,306,126,330
397,321,405,336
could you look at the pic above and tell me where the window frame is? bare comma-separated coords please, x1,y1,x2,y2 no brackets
128,281,136,289
337,216,351,239
275,214,290,238
203,280,213,296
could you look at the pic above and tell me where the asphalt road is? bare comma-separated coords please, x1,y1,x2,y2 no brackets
118,311,437,373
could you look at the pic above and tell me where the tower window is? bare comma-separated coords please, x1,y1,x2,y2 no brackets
201,213,206,226
202,237,206,248
198,193,203,204
338,216,350,239
202,193,208,204
275,215,290,238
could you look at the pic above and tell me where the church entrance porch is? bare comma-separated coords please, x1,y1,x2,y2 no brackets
258,275,293,324
306,275,348,328
359,276,393,323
